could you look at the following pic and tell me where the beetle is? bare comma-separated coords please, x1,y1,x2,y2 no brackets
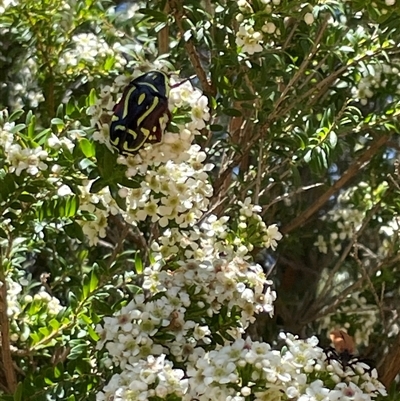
109,71,172,154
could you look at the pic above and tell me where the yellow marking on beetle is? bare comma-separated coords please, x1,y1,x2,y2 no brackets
137,97,159,125
124,136,147,152
123,141,135,151
111,115,120,122
123,86,136,118
127,129,138,139
138,93,146,105
140,127,150,136
110,137,119,145
115,125,127,131
136,82,157,92
149,135,156,140
152,126,157,132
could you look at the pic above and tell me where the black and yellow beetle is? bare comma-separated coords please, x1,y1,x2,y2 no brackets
110,71,172,154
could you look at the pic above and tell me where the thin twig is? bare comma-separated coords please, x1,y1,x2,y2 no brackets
310,253,400,323
272,14,330,115
312,200,383,309
262,183,324,215
281,134,390,234
353,243,386,327
168,0,216,97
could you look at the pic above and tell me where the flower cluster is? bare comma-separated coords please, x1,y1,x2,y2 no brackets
96,255,276,400
235,197,283,253
9,58,45,109
234,1,316,55
314,206,365,254
97,328,386,401
0,111,50,177
97,354,188,401
150,205,283,264
0,0,18,13
122,147,214,227
6,144,48,176
58,33,127,75
5,277,23,319
27,289,64,315
77,181,119,246
97,256,275,355
0,119,14,152
186,334,336,401
5,275,64,343
352,61,400,105
378,215,400,257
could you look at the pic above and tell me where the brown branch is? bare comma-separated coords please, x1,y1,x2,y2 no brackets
281,134,390,234
0,264,17,393
158,2,170,55
378,332,400,388
168,0,216,97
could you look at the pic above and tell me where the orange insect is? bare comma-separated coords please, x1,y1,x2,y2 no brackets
330,329,356,355
325,329,356,368
325,329,375,373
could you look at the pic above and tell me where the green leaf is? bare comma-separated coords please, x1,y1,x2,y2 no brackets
210,124,223,132
0,173,16,201
79,138,95,158
87,326,99,342
88,89,97,106
10,123,26,134
329,131,337,147
34,128,51,145
56,104,64,118
13,382,23,401
82,274,90,299
51,118,64,126
68,344,87,360
339,46,354,52
9,109,24,123
64,222,85,242
90,178,107,193
224,108,242,117
18,193,36,203
134,253,143,274
0,227,7,238
79,158,96,170
89,270,99,293
138,8,167,22
109,184,126,211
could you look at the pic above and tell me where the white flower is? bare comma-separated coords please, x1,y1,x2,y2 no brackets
304,12,314,25
298,379,330,401
236,25,263,55
0,123,14,151
262,22,276,34
7,145,48,176
238,197,261,217
264,224,283,250
314,235,328,254
190,95,210,130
